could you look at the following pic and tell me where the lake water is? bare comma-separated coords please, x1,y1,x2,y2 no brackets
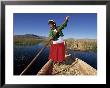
14,44,97,75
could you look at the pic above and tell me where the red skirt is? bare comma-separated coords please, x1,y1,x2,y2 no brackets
49,42,65,63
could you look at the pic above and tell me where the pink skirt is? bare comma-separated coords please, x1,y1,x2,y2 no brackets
48,42,65,63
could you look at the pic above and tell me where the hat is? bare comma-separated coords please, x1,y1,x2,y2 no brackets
48,20,56,26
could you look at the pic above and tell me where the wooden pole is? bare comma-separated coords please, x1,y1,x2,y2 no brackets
20,16,69,75
20,40,51,75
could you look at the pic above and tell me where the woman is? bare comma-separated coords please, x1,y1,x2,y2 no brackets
48,16,70,63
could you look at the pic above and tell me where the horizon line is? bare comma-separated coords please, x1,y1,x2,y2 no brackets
14,33,97,40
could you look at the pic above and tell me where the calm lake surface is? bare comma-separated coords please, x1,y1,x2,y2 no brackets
14,44,97,75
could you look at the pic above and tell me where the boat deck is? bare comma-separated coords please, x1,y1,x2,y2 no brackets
37,57,97,75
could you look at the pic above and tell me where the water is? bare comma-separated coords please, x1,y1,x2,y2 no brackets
68,49,97,69
14,44,97,75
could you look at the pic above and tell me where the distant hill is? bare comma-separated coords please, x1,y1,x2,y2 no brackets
14,34,48,39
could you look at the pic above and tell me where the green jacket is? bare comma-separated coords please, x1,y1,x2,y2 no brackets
49,20,68,41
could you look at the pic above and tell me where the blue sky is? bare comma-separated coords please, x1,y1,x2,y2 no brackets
14,13,97,39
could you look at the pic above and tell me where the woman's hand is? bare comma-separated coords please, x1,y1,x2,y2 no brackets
66,16,70,20
49,36,53,40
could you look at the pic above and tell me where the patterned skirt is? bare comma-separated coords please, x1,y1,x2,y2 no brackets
49,42,65,63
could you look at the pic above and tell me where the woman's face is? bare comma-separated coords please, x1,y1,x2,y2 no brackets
49,24,55,29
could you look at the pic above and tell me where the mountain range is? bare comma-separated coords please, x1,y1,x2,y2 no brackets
14,34,48,39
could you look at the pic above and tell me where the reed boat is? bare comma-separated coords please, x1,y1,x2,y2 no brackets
37,57,97,75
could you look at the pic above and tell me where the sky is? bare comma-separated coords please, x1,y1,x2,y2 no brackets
14,13,97,39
